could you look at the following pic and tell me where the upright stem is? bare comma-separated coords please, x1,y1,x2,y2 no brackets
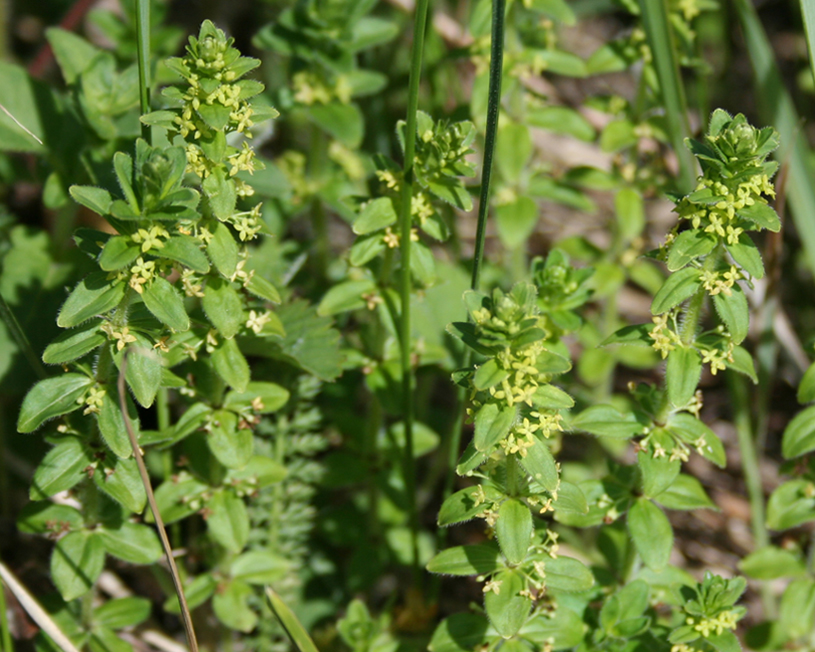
118,354,199,652
0,570,13,652
471,0,506,292
134,0,151,143
398,0,431,591
728,372,775,618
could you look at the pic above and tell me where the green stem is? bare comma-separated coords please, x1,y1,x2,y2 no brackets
506,453,518,497
0,291,46,380
0,567,12,652
471,0,506,292
728,372,775,618
134,0,151,143
398,0,431,591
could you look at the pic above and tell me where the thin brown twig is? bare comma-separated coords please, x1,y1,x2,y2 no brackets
117,351,198,652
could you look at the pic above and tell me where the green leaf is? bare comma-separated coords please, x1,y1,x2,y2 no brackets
651,267,701,315
46,28,99,84
207,221,239,277
213,580,257,633
43,323,105,365
526,106,593,140
782,404,815,458
352,197,397,235
520,437,558,492
437,487,483,527
667,412,726,467
230,551,291,585
496,196,539,250
161,235,210,273
411,240,437,287
654,474,716,510
265,588,320,652
93,597,151,630
473,359,511,390
628,498,673,571
544,556,594,592
211,337,250,392
521,608,584,649
799,363,815,403
601,324,654,347
245,275,281,304
207,409,253,469
58,272,126,328
614,188,645,242
98,521,162,564
767,479,815,530
600,120,637,151
474,402,516,451
164,575,217,614
122,338,162,408
17,502,83,534
667,230,716,271
552,481,588,515
99,236,140,271
429,614,490,652
638,448,680,499
203,277,243,338
203,167,237,220
93,457,146,513
69,186,112,216
224,382,289,414
142,277,190,332
666,346,701,407
726,233,764,279
739,545,807,579
712,285,749,344
97,385,139,459
207,490,249,552
727,345,758,383
496,499,532,565
18,374,92,432
30,438,92,499
51,531,105,600
484,570,531,638
426,544,501,576
571,405,644,439
737,202,781,232
777,578,815,640
305,102,363,148
89,629,131,652
317,279,377,316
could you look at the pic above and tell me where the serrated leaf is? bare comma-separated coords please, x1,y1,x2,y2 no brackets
43,323,105,365
667,230,716,271
737,202,781,232
99,236,140,271
211,337,250,392
121,337,162,408
473,359,511,390
352,197,397,235
202,167,236,219
726,233,764,278
520,437,558,492
484,570,531,638
727,345,758,383
69,186,112,216
207,221,239,277
667,412,726,467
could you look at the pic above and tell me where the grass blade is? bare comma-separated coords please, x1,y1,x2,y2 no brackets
638,0,695,192
0,562,80,652
733,0,815,278
264,587,320,652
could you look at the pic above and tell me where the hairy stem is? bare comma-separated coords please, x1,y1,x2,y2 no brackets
118,353,199,652
398,0,431,591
